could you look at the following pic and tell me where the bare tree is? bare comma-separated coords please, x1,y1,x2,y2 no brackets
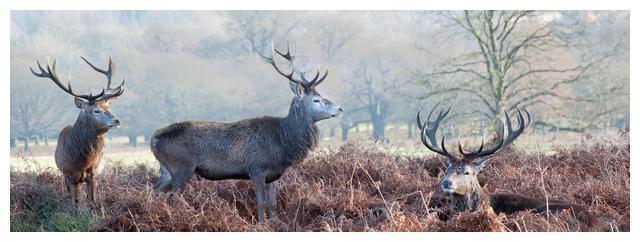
347,57,400,141
338,78,370,141
414,10,619,131
9,11,629,146
225,11,302,55
313,21,357,139
10,80,68,151
315,24,356,63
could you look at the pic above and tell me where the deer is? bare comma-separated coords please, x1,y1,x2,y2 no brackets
150,43,343,222
416,104,599,230
29,57,125,208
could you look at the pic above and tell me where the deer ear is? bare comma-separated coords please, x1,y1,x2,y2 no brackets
291,82,305,97
102,97,117,107
289,81,298,94
74,97,86,109
474,159,491,171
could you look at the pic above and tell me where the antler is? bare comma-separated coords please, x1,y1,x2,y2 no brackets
458,108,531,160
81,56,126,101
418,104,532,161
257,42,328,90
30,59,105,101
417,102,454,159
30,57,126,103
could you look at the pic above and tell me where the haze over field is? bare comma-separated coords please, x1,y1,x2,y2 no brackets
10,11,629,150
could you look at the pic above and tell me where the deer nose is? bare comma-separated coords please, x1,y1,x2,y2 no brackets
338,107,344,112
113,119,121,126
441,180,452,189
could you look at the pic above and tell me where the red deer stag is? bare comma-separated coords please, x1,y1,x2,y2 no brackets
29,57,125,208
417,104,599,230
150,43,343,222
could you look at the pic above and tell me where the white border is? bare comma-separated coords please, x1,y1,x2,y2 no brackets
4,0,638,10
2,0,636,241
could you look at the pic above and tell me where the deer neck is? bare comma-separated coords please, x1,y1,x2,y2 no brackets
65,112,106,160
279,98,319,165
449,180,489,213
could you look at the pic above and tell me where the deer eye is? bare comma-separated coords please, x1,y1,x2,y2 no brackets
313,99,321,103
93,109,100,114
464,171,471,175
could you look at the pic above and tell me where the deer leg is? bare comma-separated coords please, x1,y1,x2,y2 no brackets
250,173,267,223
86,172,96,210
167,165,195,203
64,175,80,205
154,165,173,193
72,183,80,205
266,182,277,219
63,176,72,198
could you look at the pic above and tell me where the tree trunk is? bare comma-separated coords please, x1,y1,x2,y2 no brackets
143,133,152,144
490,107,503,139
10,138,16,148
372,117,386,141
329,126,336,138
34,135,39,146
23,137,30,152
407,121,414,140
43,130,49,146
340,124,350,141
128,134,137,147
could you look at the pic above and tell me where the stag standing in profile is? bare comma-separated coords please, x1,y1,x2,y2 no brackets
150,43,343,222
417,104,599,230
29,57,125,208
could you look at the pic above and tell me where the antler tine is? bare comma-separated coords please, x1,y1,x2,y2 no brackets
81,56,126,94
301,69,319,84
458,133,485,157
258,41,332,92
256,42,274,62
81,56,126,101
418,103,454,159
97,77,126,101
81,56,113,87
426,101,440,121
463,119,505,159
30,59,98,101
433,107,451,129
440,135,451,158
259,41,303,86
273,41,295,62
30,60,48,78
461,108,532,160
501,107,531,148
417,111,430,142
416,110,425,130
310,69,329,88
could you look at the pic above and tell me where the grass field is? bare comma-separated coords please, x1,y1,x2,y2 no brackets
9,131,629,232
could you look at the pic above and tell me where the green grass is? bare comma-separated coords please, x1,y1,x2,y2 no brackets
10,174,101,232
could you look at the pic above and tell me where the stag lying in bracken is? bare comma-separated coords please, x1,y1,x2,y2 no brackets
30,57,125,208
417,105,599,230
150,43,343,222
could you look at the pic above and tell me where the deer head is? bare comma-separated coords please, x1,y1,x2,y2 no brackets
30,57,126,132
417,104,531,196
258,42,343,122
